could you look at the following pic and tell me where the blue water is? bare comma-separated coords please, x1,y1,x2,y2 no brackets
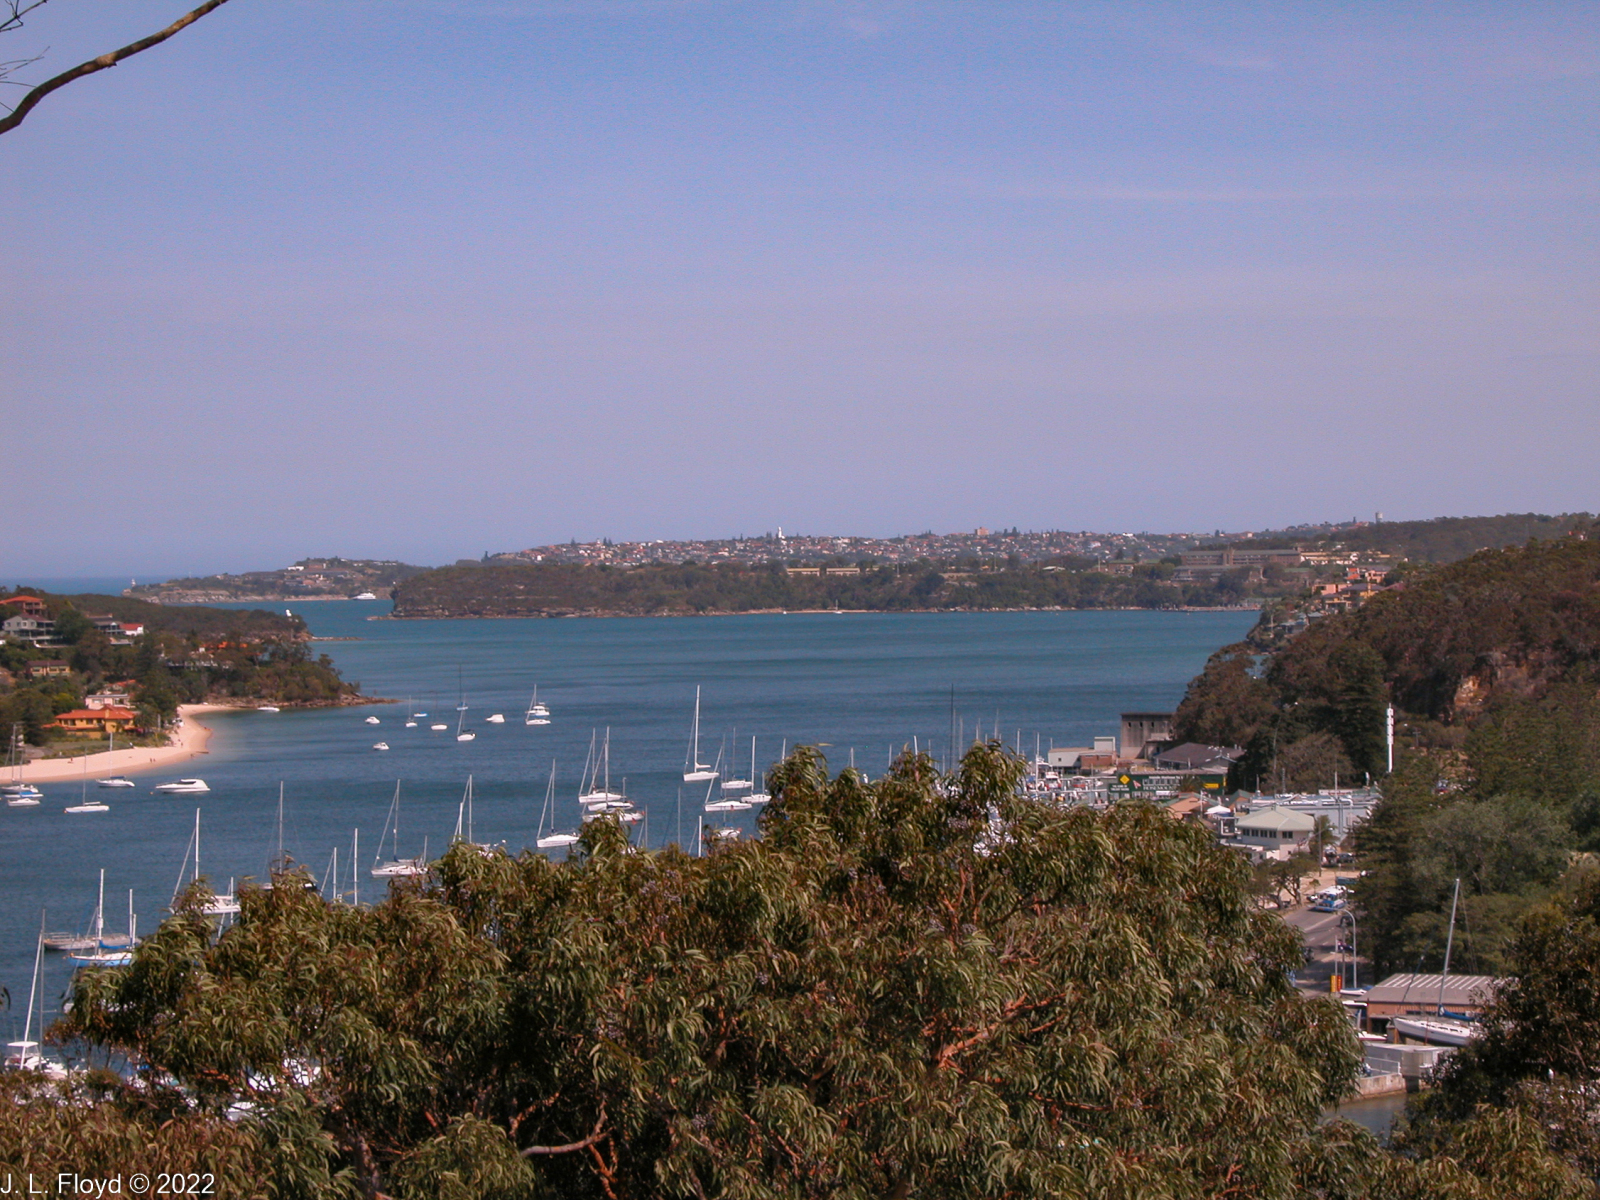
1,602,1253,1044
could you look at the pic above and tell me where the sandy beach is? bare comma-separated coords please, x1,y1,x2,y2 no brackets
13,704,235,783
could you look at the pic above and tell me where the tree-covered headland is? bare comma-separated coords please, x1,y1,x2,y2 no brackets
0,589,361,746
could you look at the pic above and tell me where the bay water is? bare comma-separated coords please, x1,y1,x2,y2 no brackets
2,602,1253,1043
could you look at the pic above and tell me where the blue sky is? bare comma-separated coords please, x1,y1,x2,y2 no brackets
3,1,1597,576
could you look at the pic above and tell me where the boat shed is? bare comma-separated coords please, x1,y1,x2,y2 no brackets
1363,973,1499,1021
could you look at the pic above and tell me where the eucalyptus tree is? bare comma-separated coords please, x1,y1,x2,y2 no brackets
36,744,1381,1198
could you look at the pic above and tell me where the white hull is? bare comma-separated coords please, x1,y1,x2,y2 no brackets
1392,1017,1478,1047
373,743,389,751
371,860,426,878
457,733,476,742
526,717,550,726
97,778,136,788
431,723,448,731
536,833,580,849
486,714,505,724
65,803,110,814
364,717,381,725
154,780,210,794
683,770,718,783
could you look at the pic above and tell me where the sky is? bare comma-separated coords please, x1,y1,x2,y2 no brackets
3,1,1597,577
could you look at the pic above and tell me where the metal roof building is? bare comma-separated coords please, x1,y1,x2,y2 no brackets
1363,973,1498,1019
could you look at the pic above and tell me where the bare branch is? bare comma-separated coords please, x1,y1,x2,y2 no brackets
0,0,234,138
0,1,52,37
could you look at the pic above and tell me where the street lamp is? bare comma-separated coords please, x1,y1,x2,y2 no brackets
1339,908,1359,992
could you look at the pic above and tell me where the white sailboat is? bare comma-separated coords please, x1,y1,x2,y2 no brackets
455,683,475,741
172,809,239,916
96,729,137,788
3,723,41,806
719,731,752,792
403,699,418,729
535,761,579,850
452,775,495,850
579,729,625,806
371,782,427,878
6,916,66,1077
65,753,109,814
682,687,718,782
747,737,771,804
68,871,134,968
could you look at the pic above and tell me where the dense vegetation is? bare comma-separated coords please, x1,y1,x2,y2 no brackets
392,559,1271,618
0,590,358,741
1172,531,1600,980
4,749,1594,1194
23,746,1368,1197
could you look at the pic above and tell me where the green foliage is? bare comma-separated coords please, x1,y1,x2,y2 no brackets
31,746,1363,1198
391,559,1285,618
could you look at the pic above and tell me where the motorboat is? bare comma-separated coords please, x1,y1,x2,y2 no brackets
525,687,551,724
154,779,210,794
373,742,389,751
365,716,381,725
430,723,448,731
485,713,505,725
258,705,280,713
96,775,136,788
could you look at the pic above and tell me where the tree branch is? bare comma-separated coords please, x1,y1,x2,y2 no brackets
0,0,233,137
520,1102,609,1157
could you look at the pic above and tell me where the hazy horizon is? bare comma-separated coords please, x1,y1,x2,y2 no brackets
5,3,1597,576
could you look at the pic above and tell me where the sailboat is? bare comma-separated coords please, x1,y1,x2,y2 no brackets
3,723,42,806
6,916,66,1077
579,729,625,806
682,687,718,782
96,729,136,788
719,731,752,792
525,687,550,725
371,782,427,877
68,871,134,968
747,737,771,804
535,761,579,849
455,705,475,742
65,753,109,814
703,749,750,812
403,700,418,729
452,775,494,849
172,809,240,916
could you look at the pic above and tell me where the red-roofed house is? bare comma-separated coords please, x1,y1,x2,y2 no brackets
49,707,137,736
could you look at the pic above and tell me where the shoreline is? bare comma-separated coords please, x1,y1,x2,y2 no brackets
15,704,232,783
378,604,1265,621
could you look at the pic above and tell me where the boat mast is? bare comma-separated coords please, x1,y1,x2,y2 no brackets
1437,877,1461,1015
23,912,44,1050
